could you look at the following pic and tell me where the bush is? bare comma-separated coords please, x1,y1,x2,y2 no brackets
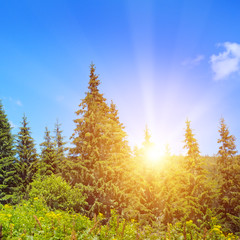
0,201,238,239
28,174,86,212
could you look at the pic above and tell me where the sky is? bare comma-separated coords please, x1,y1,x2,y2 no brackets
1,0,240,155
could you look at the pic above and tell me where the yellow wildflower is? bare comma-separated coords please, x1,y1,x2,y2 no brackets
4,204,11,209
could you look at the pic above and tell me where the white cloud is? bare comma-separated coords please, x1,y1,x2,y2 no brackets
182,55,205,67
210,42,240,80
7,97,22,106
9,121,18,129
16,100,22,106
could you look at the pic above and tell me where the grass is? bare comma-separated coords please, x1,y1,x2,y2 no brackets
0,198,238,239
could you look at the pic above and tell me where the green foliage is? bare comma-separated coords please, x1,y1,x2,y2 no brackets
0,200,92,239
160,121,217,226
38,127,59,176
133,128,163,223
0,201,238,239
183,119,202,173
218,118,237,162
1,66,240,237
217,118,240,234
143,125,152,149
15,114,38,200
28,174,86,212
68,64,138,218
0,101,17,204
54,120,68,176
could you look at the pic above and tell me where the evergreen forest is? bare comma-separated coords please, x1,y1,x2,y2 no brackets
0,64,240,239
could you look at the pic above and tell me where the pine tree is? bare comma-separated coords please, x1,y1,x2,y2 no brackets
133,126,151,173
0,101,17,204
217,118,240,233
15,114,38,198
39,127,58,176
217,118,237,166
133,127,163,223
54,120,67,176
183,120,202,174
143,126,152,149
107,101,142,218
69,64,137,218
179,120,215,224
136,126,155,169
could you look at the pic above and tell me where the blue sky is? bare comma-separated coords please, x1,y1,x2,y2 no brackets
1,0,240,155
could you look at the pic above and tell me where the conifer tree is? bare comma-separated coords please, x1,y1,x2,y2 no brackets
0,101,17,204
130,127,165,223
107,101,142,218
217,118,240,233
217,118,237,166
179,120,215,224
39,127,58,176
133,126,151,172
143,126,151,149
16,114,38,197
69,64,137,217
54,120,67,175
183,120,202,174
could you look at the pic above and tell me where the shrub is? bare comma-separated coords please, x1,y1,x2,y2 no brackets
28,174,86,212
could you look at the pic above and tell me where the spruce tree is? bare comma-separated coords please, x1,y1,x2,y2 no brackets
54,120,67,176
69,64,137,217
143,126,151,149
183,120,202,174
217,118,240,233
0,101,17,204
132,127,171,224
39,127,58,176
16,114,38,197
179,120,215,224
217,118,237,165
107,101,142,218
133,126,152,173
139,127,162,222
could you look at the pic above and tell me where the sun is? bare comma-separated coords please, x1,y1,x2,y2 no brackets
145,146,163,164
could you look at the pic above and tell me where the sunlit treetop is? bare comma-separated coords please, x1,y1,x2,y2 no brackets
217,118,237,163
141,126,164,165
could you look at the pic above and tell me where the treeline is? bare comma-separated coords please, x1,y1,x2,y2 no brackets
0,64,240,236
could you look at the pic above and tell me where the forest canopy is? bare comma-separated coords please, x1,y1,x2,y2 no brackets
0,64,240,238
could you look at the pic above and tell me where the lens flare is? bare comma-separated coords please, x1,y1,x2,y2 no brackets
145,146,163,164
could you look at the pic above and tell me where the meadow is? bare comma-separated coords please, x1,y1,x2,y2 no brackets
0,198,238,239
